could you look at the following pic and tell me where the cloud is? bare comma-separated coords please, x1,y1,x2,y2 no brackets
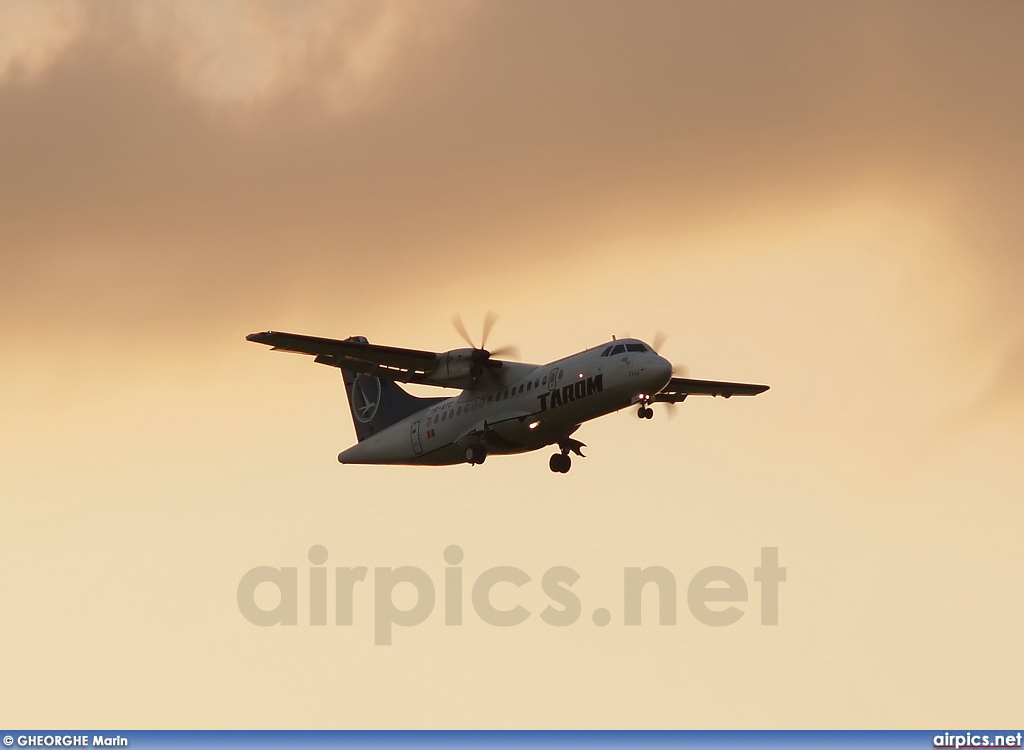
1,1,1022,347
1,1,476,104
0,0,84,82
3,6,1023,726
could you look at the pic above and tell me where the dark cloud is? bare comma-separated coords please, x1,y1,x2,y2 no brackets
2,1,1022,342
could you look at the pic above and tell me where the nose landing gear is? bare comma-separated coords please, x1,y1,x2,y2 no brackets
549,438,586,473
637,393,655,419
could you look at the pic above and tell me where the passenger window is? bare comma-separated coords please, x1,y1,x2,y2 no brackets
610,344,625,355
457,407,462,415
534,379,540,387
503,389,509,398
526,382,532,391
542,376,547,385
441,412,446,421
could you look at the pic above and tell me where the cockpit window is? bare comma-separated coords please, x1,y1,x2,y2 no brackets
600,346,613,357
626,343,647,353
610,344,625,355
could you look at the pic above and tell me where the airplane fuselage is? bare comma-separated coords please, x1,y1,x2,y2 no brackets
337,340,672,465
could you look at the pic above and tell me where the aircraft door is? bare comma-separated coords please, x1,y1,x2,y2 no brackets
410,420,424,455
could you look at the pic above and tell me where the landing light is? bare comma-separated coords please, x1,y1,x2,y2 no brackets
528,421,540,430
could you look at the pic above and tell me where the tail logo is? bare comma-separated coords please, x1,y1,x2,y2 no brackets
351,374,382,423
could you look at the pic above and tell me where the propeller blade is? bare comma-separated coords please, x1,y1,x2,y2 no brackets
652,330,667,353
451,313,475,349
452,312,522,364
489,344,521,360
481,310,498,350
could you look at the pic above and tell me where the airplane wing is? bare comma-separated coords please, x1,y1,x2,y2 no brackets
654,377,770,403
246,331,439,382
246,330,538,389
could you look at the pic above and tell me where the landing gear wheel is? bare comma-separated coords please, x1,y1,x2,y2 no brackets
645,407,654,419
466,445,487,465
638,406,654,419
549,453,571,473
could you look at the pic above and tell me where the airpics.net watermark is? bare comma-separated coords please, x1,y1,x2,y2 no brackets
237,546,786,645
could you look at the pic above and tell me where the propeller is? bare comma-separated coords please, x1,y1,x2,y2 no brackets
620,328,688,417
481,310,497,351
451,313,475,350
648,330,688,376
652,329,667,353
450,311,521,365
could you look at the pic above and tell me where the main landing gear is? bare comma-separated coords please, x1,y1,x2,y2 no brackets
549,438,586,473
466,444,487,465
549,453,571,473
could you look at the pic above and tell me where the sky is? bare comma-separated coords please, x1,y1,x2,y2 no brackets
1,0,1022,729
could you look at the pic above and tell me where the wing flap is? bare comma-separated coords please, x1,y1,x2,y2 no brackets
654,377,769,403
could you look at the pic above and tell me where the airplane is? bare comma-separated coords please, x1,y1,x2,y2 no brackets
246,317,768,473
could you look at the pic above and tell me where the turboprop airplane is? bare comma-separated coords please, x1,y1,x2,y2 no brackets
246,317,768,473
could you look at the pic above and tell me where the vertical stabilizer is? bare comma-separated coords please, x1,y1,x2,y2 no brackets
339,337,444,441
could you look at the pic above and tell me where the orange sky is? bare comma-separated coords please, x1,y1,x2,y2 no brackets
2,1,1022,728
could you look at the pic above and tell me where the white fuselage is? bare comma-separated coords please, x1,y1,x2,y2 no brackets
337,340,672,465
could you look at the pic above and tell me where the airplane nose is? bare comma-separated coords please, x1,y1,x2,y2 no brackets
652,355,672,388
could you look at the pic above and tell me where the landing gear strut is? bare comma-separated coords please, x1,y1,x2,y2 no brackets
466,444,487,465
637,393,654,419
549,438,586,473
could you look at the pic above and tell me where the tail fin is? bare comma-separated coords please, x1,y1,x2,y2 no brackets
340,337,445,442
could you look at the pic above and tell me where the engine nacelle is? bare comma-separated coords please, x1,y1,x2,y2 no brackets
428,347,486,386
